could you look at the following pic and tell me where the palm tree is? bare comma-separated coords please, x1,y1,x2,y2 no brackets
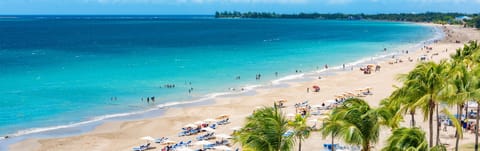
395,61,450,148
378,98,401,129
470,65,480,151
451,41,480,151
321,114,343,151
288,115,311,151
233,105,294,151
444,61,479,151
381,127,428,151
389,85,423,128
320,98,389,151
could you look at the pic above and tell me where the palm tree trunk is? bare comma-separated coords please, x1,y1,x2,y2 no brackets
429,100,434,148
436,103,440,146
331,135,335,151
475,103,479,151
411,111,416,127
362,141,370,151
298,140,302,151
455,104,463,151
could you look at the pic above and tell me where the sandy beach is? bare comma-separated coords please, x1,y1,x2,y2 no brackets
9,24,480,151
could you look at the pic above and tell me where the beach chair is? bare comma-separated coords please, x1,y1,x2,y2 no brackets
132,143,150,151
185,140,192,146
196,135,204,141
156,137,168,143
210,124,217,129
204,144,215,150
178,131,187,137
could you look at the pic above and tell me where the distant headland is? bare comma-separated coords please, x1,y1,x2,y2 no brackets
215,11,480,28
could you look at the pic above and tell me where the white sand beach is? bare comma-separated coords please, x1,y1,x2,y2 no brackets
9,24,480,151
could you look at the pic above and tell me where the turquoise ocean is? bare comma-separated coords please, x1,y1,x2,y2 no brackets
0,15,441,147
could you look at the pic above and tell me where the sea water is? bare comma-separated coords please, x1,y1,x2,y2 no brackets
0,16,438,141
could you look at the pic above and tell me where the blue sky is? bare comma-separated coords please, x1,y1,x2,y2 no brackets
0,0,479,15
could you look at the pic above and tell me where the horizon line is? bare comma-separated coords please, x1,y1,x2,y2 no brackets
0,11,478,16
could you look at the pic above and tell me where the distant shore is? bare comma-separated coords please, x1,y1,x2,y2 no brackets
8,23,480,151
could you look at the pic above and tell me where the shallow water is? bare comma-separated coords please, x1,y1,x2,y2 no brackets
0,16,436,139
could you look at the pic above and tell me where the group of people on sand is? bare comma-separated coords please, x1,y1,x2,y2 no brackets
359,64,381,74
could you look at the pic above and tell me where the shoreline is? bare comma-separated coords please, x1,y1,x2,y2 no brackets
6,23,476,151
0,20,432,143
0,21,438,143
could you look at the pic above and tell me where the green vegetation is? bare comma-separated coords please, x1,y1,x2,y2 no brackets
233,105,295,151
320,98,392,151
382,127,428,151
288,114,312,151
215,11,480,28
233,41,480,150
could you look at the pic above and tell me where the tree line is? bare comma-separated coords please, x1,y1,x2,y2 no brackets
215,11,480,28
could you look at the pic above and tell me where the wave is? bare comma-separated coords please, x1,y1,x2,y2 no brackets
271,73,305,85
1,84,264,140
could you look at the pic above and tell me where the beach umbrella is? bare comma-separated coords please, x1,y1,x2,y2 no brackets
231,126,242,131
217,114,230,119
325,100,336,104
286,113,296,117
175,147,194,151
194,140,213,146
140,136,155,143
184,124,197,128
215,133,232,139
318,115,329,121
277,99,287,103
162,140,176,145
194,121,205,125
204,118,217,123
213,145,232,151
201,127,215,132
468,101,478,108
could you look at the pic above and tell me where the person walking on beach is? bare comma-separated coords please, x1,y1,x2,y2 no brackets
307,88,309,93
342,64,345,70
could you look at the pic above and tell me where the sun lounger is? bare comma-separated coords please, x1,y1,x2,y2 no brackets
132,143,150,151
155,137,168,143
185,140,192,146
210,124,217,129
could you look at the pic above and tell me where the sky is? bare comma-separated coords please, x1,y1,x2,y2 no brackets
0,0,479,15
